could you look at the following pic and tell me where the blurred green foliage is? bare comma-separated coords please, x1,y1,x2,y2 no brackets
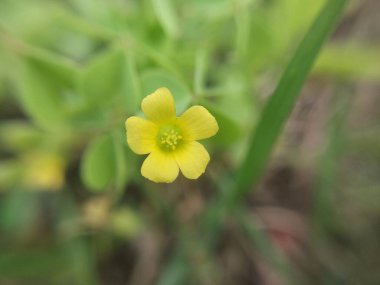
0,0,379,284
0,0,332,194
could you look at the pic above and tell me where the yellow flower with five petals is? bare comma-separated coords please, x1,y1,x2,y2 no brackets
125,87,218,183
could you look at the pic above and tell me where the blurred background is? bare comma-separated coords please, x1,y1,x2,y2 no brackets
0,0,379,284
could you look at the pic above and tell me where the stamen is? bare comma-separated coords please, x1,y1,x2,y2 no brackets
157,125,183,151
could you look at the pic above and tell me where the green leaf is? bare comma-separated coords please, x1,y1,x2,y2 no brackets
141,69,192,114
80,134,116,191
17,54,77,130
80,48,124,107
202,104,242,146
81,131,129,192
75,48,141,121
230,0,348,208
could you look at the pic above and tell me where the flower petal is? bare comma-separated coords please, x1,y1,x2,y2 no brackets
175,141,210,179
125,116,158,154
141,149,179,183
179,106,218,140
141,87,176,123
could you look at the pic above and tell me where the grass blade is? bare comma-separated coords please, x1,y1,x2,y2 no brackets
229,0,348,208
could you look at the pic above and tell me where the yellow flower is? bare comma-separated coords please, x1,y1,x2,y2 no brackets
125,87,218,183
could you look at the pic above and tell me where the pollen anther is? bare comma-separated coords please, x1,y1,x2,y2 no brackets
157,125,183,151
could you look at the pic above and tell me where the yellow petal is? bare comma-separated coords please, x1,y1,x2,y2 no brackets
125,116,158,154
175,141,210,179
179,106,218,140
141,149,179,183
141,87,176,123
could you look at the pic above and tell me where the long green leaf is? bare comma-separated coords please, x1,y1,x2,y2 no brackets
228,0,348,209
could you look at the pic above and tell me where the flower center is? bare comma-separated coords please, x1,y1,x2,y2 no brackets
157,125,183,151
